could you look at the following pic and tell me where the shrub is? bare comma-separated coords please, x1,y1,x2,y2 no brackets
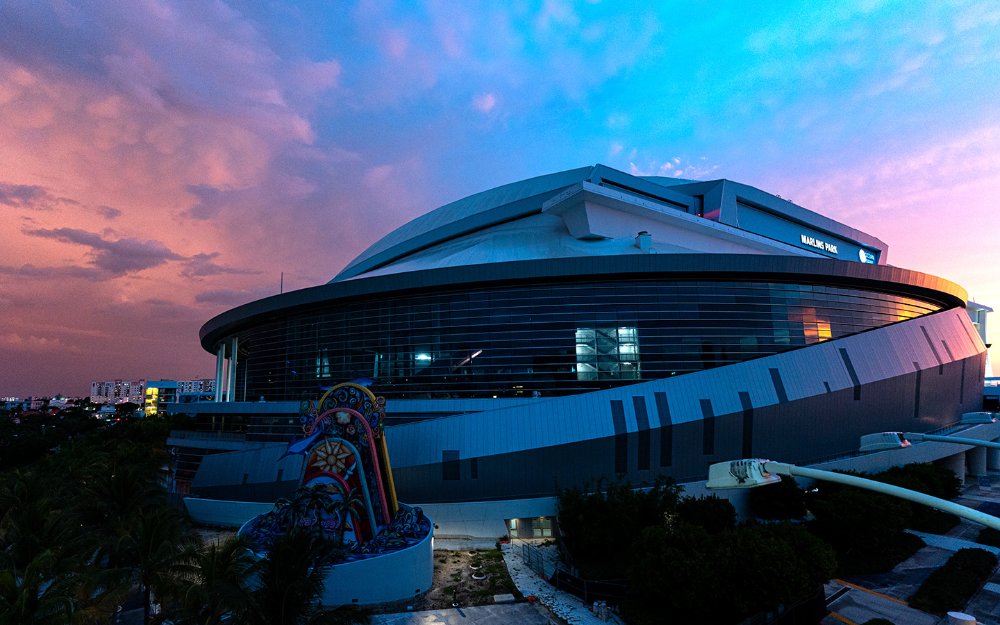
749,474,807,520
807,480,918,574
557,478,680,579
870,463,961,534
625,522,835,625
676,494,736,534
908,548,998,615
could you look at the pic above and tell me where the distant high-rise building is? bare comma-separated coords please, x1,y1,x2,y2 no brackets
90,379,145,405
146,378,216,416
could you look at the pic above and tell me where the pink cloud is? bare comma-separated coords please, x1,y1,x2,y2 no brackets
472,92,497,113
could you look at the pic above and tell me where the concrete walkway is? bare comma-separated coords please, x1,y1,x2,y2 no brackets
823,579,938,625
907,529,1000,556
502,542,622,625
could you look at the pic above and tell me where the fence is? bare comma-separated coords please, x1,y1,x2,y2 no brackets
517,540,627,607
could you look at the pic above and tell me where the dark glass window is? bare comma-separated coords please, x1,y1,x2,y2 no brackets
227,279,944,402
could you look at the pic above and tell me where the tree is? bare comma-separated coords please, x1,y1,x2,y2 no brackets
0,550,77,625
676,494,736,534
247,529,366,625
112,506,196,625
173,537,256,625
558,478,680,578
626,522,834,625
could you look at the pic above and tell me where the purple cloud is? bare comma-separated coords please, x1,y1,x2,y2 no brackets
96,205,122,219
0,183,53,209
182,252,260,278
24,227,184,276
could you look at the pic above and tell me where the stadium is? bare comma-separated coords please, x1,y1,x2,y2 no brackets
172,164,997,536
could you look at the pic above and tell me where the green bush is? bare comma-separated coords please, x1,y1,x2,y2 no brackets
625,522,835,625
749,474,807,520
676,494,736,534
807,480,920,574
908,548,998,615
557,478,680,578
874,463,961,500
869,463,961,534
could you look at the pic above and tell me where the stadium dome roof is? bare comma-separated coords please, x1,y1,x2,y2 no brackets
332,164,885,283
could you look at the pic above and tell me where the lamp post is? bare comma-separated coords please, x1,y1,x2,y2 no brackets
706,458,1000,531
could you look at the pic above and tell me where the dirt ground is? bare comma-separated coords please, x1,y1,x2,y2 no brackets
373,547,523,613
194,529,523,612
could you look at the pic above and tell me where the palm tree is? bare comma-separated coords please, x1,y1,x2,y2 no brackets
247,529,366,625
0,550,77,625
172,536,256,625
110,505,196,625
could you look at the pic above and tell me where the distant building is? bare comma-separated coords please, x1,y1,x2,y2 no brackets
90,379,145,405
146,378,215,415
144,380,177,417
177,378,216,395
1,398,30,411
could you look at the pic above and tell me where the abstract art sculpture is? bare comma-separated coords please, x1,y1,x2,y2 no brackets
239,382,431,564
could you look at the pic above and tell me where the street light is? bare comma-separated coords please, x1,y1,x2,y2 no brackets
706,458,1000,531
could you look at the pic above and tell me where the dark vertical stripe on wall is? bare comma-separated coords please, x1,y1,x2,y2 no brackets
442,450,460,481
654,392,672,467
960,359,966,403
632,396,651,471
700,399,715,455
941,340,954,376
739,392,753,458
960,319,979,349
913,361,921,419
823,381,832,393
610,400,628,474
769,368,788,403
920,326,944,374
839,348,862,400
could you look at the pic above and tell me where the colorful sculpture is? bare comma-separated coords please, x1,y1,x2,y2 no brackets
239,382,430,560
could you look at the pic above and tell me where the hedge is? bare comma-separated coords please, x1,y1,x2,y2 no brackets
908,548,998,615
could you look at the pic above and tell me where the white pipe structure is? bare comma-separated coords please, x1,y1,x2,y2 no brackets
706,458,1000,531
901,432,1000,451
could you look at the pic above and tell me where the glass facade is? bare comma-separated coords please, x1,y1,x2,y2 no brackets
225,280,943,401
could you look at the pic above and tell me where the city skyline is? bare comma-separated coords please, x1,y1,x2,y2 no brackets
2,1,999,396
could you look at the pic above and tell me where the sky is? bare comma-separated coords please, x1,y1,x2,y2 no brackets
1,0,999,397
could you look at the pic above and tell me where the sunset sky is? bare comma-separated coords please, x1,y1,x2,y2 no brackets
2,1,999,397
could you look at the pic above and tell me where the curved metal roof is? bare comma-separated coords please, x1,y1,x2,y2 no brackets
333,165,595,281
332,163,886,283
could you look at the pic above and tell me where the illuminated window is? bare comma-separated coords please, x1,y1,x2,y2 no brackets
575,327,640,381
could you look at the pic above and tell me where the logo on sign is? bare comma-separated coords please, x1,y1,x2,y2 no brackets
800,234,838,254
